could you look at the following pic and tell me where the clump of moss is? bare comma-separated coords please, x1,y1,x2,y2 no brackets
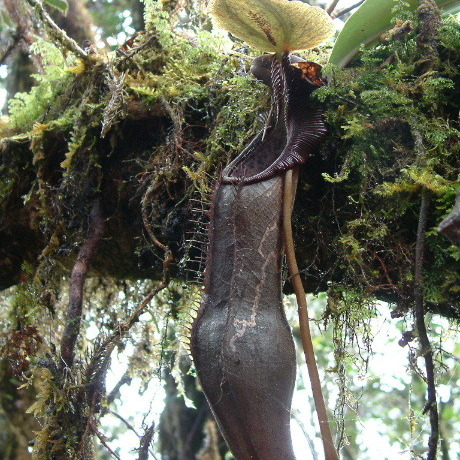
8,40,70,132
1,0,268,272
314,11,460,316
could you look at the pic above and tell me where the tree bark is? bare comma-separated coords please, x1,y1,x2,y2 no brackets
54,0,96,44
158,355,210,460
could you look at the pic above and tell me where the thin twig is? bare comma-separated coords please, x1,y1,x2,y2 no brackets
101,69,127,138
141,180,174,285
25,0,90,62
90,419,122,460
106,372,132,406
89,281,170,375
107,409,157,460
83,281,169,458
108,408,140,437
326,0,341,15
60,198,104,369
159,96,186,159
0,35,21,65
332,0,365,18
84,237,173,389
283,167,339,460
105,380,160,458
117,33,159,65
413,189,438,459
141,188,169,253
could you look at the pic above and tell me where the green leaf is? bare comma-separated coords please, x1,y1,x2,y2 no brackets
329,0,460,68
44,0,68,14
209,0,335,52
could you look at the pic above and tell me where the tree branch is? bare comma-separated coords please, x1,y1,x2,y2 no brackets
60,198,105,369
106,372,132,406
283,168,339,460
81,238,173,429
108,408,140,437
416,0,441,71
4,0,36,46
0,35,22,66
25,0,90,62
332,0,365,19
326,0,341,15
90,418,122,460
141,178,174,285
106,410,158,460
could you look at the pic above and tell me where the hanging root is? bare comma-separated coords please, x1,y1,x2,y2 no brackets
413,189,439,459
283,168,339,460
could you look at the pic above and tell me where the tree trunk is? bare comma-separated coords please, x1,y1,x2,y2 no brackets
0,362,39,460
54,0,96,44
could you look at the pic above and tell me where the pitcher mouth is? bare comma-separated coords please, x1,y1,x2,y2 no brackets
221,52,327,184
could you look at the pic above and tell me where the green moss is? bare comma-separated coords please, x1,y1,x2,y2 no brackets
127,2,230,103
2,0,459,321
8,40,70,131
316,12,460,313
440,16,460,50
